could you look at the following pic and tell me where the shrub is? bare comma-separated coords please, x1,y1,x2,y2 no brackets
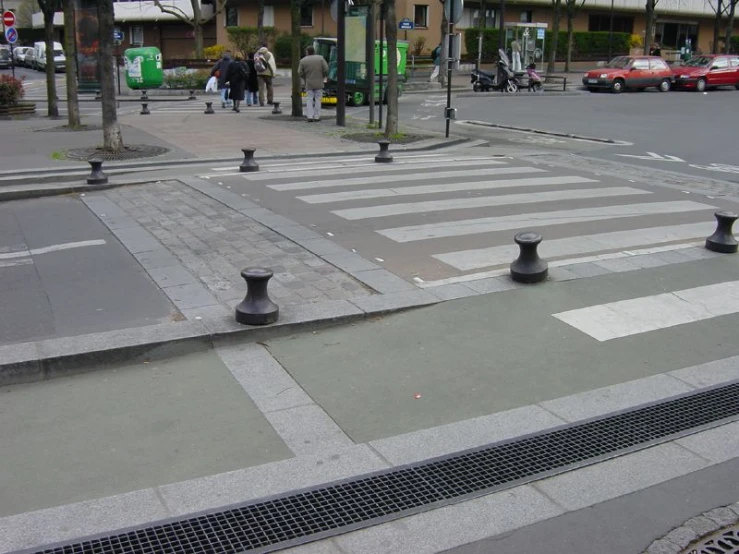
274,32,314,63
412,35,427,56
731,35,739,54
227,26,277,58
629,34,643,48
203,44,227,59
163,68,211,90
0,74,24,106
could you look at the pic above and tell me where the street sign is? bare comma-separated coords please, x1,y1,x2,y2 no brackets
113,30,124,41
5,26,17,45
537,28,545,39
2,10,15,28
443,0,463,24
399,18,414,30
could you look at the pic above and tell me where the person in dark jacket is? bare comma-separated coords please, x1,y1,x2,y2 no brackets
224,55,249,112
246,52,259,106
211,50,233,109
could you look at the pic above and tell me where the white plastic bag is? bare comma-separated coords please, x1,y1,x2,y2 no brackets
205,76,218,93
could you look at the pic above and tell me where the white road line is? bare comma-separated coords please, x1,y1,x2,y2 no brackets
553,280,739,341
434,222,712,271
332,185,640,221
377,201,716,243
246,159,507,182
0,239,107,260
297,168,553,203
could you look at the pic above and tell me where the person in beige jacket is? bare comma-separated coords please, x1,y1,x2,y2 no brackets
298,46,329,122
255,44,277,106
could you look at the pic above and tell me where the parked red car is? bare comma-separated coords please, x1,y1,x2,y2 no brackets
673,54,739,91
582,56,674,93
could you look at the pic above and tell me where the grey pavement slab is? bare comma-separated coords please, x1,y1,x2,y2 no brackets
266,257,739,442
0,350,292,517
442,457,739,554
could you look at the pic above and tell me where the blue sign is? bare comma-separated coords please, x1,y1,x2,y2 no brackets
113,30,123,41
5,26,17,45
399,18,414,30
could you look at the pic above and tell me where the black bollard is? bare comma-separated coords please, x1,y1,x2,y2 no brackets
94,90,101,100
235,268,279,325
375,139,393,163
86,159,108,185
204,102,215,114
140,90,148,101
705,211,738,253
271,101,282,115
239,148,259,172
140,103,150,115
188,90,196,100
510,232,548,283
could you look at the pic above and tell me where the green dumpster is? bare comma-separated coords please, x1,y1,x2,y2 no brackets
124,47,163,90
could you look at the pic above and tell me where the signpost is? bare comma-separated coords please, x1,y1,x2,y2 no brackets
113,30,123,96
3,11,17,78
398,18,414,30
4,26,16,44
3,10,15,28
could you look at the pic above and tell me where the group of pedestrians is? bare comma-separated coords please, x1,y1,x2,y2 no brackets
210,45,277,112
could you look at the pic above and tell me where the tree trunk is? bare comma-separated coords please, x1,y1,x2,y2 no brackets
192,0,204,58
42,6,59,118
258,0,265,43
565,7,574,72
384,0,398,136
725,0,736,53
713,0,723,53
97,0,123,152
63,0,80,128
439,7,448,85
546,0,562,76
644,0,654,55
290,0,303,117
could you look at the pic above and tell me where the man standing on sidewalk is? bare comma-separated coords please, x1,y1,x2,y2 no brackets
255,44,277,106
298,45,329,123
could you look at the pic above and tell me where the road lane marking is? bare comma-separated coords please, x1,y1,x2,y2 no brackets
377,201,716,243
0,239,107,260
552,280,739,341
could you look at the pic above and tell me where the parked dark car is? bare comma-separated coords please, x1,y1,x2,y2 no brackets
583,56,674,93
673,55,739,91
0,48,11,70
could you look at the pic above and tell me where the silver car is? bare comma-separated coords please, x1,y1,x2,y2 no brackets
13,47,31,67
23,48,36,69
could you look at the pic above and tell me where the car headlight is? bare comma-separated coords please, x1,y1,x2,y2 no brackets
680,74,689,79
599,74,608,78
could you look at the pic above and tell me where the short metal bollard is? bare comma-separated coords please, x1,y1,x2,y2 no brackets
204,102,215,114
140,90,148,101
235,268,279,325
271,101,282,114
705,211,738,253
94,90,101,100
188,90,197,100
239,148,259,172
140,103,150,115
86,159,108,185
375,139,393,163
510,232,548,283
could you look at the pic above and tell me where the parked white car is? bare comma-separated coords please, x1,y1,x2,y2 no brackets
23,48,36,69
34,41,66,72
13,46,31,67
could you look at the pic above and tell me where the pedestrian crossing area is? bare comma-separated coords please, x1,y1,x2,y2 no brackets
202,153,728,284
145,97,290,115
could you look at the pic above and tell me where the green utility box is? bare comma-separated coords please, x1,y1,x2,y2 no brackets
124,47,163,90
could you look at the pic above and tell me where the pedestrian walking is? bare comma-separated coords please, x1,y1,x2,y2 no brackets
430,43,442,81
255,44,277,106
224,55,249,113
298,45,329,122
246,52,259,106
211,50,233,109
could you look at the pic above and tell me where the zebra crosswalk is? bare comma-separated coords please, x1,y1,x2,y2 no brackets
202,153,728,285
144,97,289,115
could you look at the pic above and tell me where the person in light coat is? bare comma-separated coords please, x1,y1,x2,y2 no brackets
255,44,277,106
298,45,329,122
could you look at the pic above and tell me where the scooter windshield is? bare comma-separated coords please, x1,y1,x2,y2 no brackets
498,48,511,66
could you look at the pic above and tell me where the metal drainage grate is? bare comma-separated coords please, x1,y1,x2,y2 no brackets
29,381,739,554
682,523,739,553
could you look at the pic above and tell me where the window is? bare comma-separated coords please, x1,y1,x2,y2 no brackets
263,5,275,27
711,57,728,68
588,15,634,34
472,8,496,28
650,58,668,69
730,57,739,67
414,5,428,27
300,3,313,27
520,10,533,23
130,25,143,46
632,59,649,70
225,6,238,27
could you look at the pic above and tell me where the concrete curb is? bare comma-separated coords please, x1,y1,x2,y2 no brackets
455,119,631,145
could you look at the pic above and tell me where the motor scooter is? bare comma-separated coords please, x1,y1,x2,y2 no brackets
470,49,519,93
526,63,544,92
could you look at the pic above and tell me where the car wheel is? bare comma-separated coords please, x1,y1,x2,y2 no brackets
473,81,483,92
659,79,671,92
611,79,624,94
696,78,707,92
735,80,739,90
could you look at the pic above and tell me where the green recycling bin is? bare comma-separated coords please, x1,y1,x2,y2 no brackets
124,47,163,90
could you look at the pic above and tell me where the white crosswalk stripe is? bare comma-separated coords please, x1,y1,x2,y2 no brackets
148,99,284,115
209,154,723,282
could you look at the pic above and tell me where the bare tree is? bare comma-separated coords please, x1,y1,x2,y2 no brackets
564,0,586,72
546,0,563,75
727,0,738,52
290,0,303,116
16,0,39,28
97,0,123,152
36,0,60,118
152,0,230,58
62,0,80,128
384,0,398,136
711,0,726,53
643,0,659,55
258,0,266,43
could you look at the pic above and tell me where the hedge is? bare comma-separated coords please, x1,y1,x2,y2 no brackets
731,35,739,53
274,33,314,63
465,29,630,61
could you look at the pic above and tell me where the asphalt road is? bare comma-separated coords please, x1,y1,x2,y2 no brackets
393,88,739,182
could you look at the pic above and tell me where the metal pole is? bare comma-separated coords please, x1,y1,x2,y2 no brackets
336,0,346,126
367,1,375,126
608,0,614,60
378,4,384,128
1,0,11,80
498,0,506,51
477,30,482,72
445,0,454,138
116,44,121,96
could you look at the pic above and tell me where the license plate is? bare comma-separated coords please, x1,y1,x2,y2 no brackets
588,78,598,84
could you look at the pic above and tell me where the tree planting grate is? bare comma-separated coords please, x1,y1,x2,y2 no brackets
27,381,739,554
65,145,169,162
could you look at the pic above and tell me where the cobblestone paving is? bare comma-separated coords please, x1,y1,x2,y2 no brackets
104,182,371,306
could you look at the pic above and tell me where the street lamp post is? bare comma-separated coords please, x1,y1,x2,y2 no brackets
608,0,614,60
